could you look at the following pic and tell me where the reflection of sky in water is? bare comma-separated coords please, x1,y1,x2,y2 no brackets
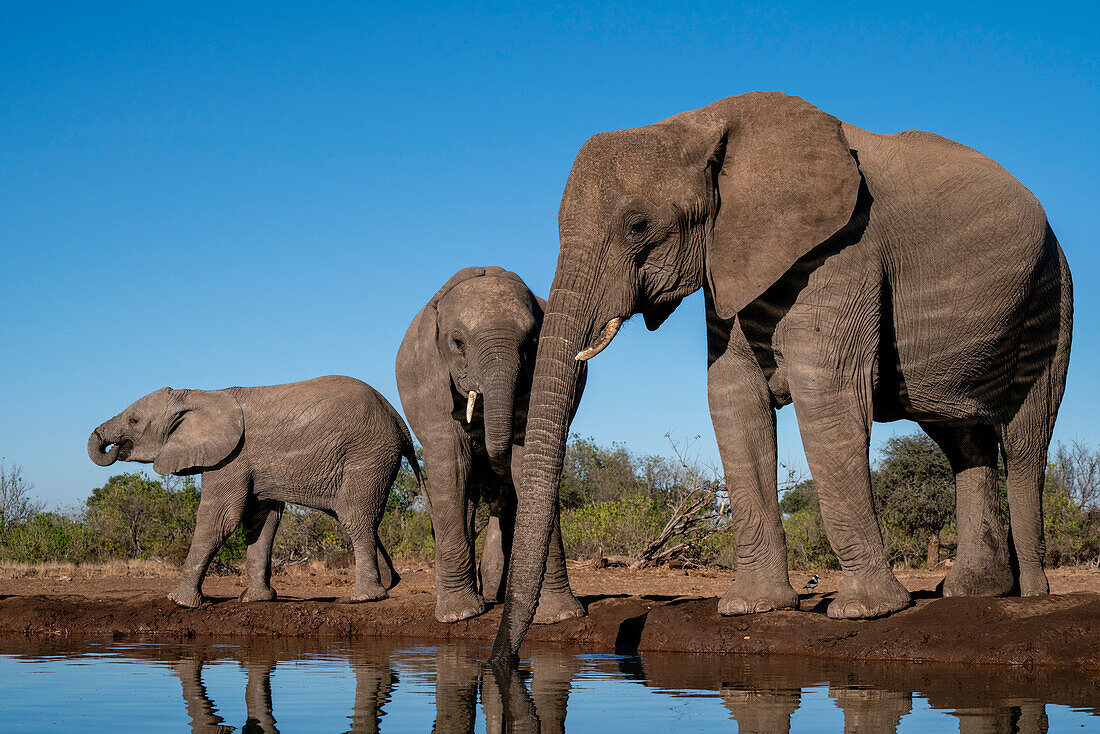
0,639,1095,732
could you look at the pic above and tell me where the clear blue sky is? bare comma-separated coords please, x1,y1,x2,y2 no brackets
2,2,1097,506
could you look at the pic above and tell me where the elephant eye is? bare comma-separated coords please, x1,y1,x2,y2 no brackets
450,334,465,352
629,218,649,239
128,416,139,426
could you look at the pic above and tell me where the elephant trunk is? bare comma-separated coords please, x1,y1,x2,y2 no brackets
87,423,121,467
490,269,593,662
475,337,521,467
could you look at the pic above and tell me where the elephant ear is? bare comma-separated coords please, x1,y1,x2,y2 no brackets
153,390,244,475
701,92,861,319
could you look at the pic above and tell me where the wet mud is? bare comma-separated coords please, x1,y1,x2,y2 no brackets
1,587,1096,670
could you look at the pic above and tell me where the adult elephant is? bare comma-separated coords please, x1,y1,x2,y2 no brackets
396,266,586,624
491,92,1072,660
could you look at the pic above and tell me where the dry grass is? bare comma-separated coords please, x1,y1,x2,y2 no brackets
0,559,177,580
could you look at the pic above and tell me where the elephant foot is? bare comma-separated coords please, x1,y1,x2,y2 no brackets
347,583,389,603
436,590,486,623
717,573,799,616
941,557,1013,597
827,571,911,619
238,585,278,603
533,590,586,625
1019,566,1050,597
169,586,205,608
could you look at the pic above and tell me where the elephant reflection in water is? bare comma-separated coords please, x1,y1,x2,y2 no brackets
171,648,394,734
721,676,1055,734
430,646,578,734
720,685,914,734
634,652,1059,734
170,645,1057,734
170,646,577,734
953,703,1050,734
827,688,912,734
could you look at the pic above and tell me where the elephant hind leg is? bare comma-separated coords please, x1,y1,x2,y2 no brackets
1001,377,1060,597
998,240,1071,597
239,499,283,602
338,458,401,603
922,423,1011,597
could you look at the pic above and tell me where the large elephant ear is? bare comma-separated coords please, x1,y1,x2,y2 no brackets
153,390,244,475
700,92,861,319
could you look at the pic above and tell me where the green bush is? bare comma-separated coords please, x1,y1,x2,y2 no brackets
561,491,667,559
0,511,94,563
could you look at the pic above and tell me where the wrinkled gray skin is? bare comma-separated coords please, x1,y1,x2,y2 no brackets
396,267,586,624
88,375,421,607
491,92,1072,660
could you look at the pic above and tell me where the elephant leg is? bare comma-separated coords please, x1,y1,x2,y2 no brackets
239,499,283,603
786,343,910,620
170,473,248,608
480,513,508,603
921,423,1012,597
424,440,485,622
533,510,585,624
1001,386,1058,598
337,466,395,603
708,316,798,615
341,515,388,603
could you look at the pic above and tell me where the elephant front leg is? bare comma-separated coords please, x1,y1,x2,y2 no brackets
425,446,485,622
170,474,248,608
533,510,585,624
239,499,283,603
787,349,911,619
707,324,798,615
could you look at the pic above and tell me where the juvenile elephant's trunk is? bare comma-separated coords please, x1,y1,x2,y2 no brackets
477,340,522,467
87,425,121,467
490,271,593,662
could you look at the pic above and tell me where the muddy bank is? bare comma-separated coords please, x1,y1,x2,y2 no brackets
1,588,1096,670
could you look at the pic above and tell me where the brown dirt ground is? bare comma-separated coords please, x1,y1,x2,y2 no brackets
1,562,1097,670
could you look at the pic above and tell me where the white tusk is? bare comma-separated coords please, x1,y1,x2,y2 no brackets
575,318,623,361
466,390,477,423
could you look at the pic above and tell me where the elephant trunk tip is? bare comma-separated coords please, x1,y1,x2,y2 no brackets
87,428,121,467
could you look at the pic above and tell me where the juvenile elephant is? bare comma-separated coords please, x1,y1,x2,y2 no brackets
396,267,586,624
492,92,1072,660
87,375,422,607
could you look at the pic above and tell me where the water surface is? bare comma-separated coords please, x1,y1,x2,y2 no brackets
0,637,1096,732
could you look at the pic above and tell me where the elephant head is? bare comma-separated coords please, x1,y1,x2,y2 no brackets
491,92,862,660
88,387,244,475
416,266,543,469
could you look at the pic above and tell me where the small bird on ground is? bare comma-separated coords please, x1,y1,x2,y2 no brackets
802,574,819,591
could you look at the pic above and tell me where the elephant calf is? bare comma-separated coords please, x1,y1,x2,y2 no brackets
88,375,422,607
396,266,586,623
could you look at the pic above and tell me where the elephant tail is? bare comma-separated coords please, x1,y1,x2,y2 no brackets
398,423,429,511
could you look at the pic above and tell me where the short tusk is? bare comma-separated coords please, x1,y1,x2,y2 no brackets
575,318,623,361
466,390,478,423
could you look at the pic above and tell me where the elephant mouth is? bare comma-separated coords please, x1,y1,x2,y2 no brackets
113,438,134,461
